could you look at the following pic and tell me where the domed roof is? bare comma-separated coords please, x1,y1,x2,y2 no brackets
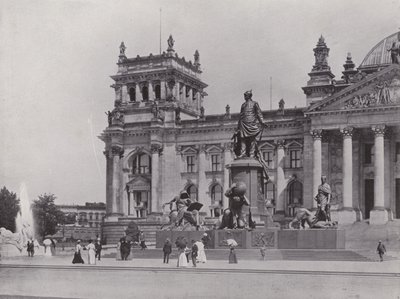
359,32,399,68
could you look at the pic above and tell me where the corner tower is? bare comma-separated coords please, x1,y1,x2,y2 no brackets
302,36,335,106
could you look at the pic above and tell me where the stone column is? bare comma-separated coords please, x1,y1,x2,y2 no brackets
311,129,322,209
135,83,142,102
121,85,128,104
150,144,162,213
188,88,193,107
106,146,124,217
370,125,388,224
338,127,357,224
223,143,232,210
160,80,166,101
275,140,286,216
148,82,155,102
198,145,209,214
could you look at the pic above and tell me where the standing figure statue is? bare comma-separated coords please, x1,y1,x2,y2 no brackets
387,42,399,64
235,90,265,158
312,175,331,224
219,182,250,229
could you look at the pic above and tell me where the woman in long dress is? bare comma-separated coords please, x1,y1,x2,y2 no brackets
72,240,84,264
177,248,188,268
86,239,96,265
116,241,122,260
195,240,207,263
229,246,238,264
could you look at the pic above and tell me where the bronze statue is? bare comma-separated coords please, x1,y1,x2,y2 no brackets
289,207,336,229
387,42,399,64
235,90,265,158
105,111,112,126
312,175,331,224
219,182,250,229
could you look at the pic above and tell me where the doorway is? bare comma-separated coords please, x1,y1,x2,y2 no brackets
365,179,374,219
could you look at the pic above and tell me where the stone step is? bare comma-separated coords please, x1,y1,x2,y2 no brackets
102,248,375,262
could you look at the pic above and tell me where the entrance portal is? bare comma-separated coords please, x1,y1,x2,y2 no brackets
396,179,400,219
364,179,374,219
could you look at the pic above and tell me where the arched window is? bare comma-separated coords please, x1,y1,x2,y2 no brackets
132,153,151,174
187,185,198,201
129,87,136,102
142,86,149,101
288,180,303,205
154,85,161,100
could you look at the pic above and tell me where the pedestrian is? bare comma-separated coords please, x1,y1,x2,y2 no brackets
163,238,172,264
139,231,147,250
72,240,84,264
116,239,122,261
50,239,56,256
191,240,198,267
177,247,188,268
376,240,386,262
120,238,131,261
27,239,34,257
195,240,207,263
95,239,102,261
201,233,210,249
184,245,190,263
260,246,266,260
86,239,96,265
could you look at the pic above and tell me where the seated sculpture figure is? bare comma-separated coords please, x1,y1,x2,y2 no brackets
289,207,336,229
162,191,201,230
219,182,250,229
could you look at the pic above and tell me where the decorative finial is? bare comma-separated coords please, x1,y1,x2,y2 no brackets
167,35,175,52
194,50,200,64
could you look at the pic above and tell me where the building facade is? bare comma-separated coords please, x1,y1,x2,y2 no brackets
100,32,400,229
57,202,106,228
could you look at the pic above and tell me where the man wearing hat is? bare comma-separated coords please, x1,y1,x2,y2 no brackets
376,240,386,262
236,90,265,158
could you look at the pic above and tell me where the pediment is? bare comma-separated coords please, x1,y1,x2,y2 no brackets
126,176,150,191
205,144,223,153
181,146,198,155
307,64,400,113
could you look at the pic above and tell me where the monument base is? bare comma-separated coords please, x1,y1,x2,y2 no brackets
337,209,357,224
278,229,345,249
369,209,389,225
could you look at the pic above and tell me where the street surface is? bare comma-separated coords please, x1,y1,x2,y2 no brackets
0,256,399,299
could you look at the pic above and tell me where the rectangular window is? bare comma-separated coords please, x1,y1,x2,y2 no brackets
211,154,221,172
396,142,400,162
262,151,273,168
186,155,195,172
290,150,301,168
365,144,374,164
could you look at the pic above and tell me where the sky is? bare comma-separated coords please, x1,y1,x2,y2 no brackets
1,0,399,205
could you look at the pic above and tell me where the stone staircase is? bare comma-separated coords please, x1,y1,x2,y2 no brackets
102,248,374,262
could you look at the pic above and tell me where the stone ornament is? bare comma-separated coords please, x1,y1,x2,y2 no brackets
371,125,386,137
340,127,354,138
310,129,323,140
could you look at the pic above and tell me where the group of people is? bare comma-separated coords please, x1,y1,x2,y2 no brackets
72,238,102,265
173,234,208,268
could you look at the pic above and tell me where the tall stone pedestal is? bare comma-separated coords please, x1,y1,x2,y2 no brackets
226,158,265,223
369,208,389,225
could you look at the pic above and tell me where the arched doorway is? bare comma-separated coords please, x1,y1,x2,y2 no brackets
287,180,303,216
187,184,198,202
210,184,223,217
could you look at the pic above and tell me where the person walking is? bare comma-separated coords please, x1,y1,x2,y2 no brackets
120,239,131,261
139,231,147,250
163,238,172,264
95,239,102,261
195,240,207,263
376,240,386,262
190,240,198,267
72,240,84,264
27,239,34,257
86,240,96,265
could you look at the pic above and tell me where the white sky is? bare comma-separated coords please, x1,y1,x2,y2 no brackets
1,0,399,204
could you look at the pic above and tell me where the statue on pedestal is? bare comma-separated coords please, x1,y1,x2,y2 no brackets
312,175,332,225
162,191,203,230
219,182,250,229
234,90,266,158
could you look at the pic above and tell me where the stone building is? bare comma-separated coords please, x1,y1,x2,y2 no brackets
57,202,106,228
100,32,400,240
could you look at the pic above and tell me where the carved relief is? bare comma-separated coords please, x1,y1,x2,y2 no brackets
310,129,323,140
343,78,400,109
251,231,275,248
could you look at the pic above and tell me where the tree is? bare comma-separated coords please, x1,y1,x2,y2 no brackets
0,186,20,232
31,193,64,240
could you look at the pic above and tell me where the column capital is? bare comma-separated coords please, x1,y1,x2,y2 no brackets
222,142,232,152
371,125,386,137
150,144,163,155
111,145,124,158
310,129,323,140
340,127,354,138
199,144,207,153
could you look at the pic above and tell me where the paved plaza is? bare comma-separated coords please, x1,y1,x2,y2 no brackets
1,254,399,299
